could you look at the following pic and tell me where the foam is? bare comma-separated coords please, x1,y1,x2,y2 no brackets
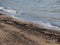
0,7,4,9
0,7,16,15
38,22,60,31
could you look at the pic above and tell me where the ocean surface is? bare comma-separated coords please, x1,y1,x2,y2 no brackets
0,0,60,30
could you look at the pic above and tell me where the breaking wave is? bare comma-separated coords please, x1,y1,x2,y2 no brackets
0,7,60,31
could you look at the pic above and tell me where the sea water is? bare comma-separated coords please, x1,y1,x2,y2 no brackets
0,0,60,30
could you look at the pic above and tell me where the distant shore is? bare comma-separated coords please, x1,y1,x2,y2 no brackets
0,14,60,45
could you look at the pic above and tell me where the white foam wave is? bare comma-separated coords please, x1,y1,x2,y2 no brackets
33,21,60,31
38,22,60,31
0,7,16,16
0,7,4,9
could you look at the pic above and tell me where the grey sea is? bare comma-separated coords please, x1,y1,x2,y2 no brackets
0,0,60,27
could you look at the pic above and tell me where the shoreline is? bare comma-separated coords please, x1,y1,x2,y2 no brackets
0,14,60,45
0,7,60,31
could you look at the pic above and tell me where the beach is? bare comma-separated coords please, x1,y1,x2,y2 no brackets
0,0,60,45
0,14,60,45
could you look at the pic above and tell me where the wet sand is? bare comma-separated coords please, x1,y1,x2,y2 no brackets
0,14,60,45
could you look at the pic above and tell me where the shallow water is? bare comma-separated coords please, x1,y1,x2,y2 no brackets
0,0,60,27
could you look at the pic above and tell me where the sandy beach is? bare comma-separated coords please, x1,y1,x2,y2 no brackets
0,14,60,45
